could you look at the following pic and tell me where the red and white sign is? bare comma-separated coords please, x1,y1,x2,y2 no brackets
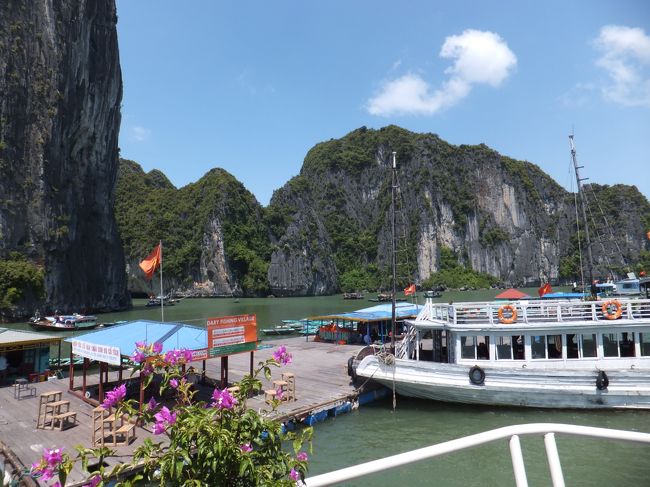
207,314,257,357
71,340,121,366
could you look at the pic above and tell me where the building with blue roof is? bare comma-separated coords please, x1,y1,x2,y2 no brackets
310,302,423,345
64,320,255,408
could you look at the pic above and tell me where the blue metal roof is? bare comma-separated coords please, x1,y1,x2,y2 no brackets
64,320,207,357
313,302,423,322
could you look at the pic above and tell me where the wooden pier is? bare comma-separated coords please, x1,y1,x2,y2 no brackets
0,337,370,486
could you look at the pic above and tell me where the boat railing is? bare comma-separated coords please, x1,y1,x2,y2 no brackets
423,298,650,325
304,423,650,487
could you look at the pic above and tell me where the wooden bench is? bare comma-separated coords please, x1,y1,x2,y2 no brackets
52,411,77,431
114,423,136,446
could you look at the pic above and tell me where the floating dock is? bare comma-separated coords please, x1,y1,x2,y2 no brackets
0,337,385,486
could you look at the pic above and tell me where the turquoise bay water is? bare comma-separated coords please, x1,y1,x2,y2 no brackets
6,289,650,484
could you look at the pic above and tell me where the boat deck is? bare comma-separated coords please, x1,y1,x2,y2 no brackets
0,337,365,486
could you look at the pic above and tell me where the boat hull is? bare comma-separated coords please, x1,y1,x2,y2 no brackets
356,356,650,409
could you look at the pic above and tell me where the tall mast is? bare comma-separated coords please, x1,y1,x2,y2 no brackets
569,135,595,291
391,152,397,351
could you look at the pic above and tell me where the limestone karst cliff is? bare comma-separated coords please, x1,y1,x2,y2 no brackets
0,0,129,318
265,126,649,294
114,160,270,298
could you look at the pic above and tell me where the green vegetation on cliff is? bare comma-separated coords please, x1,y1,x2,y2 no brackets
0,252,44,315
421,246,499,290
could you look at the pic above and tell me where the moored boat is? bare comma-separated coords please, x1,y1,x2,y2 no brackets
352,297,650,409
30,313,98,331
261,325,296,336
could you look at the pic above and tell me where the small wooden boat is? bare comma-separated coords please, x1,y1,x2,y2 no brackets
261,325,296,336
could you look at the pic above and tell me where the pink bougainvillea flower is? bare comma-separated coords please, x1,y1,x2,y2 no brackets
135,341,146,349
240,443,253,453
153,406,177,435
132,350,146,363
183,349,193,362
211,388,238,410
43,447,64,466
273,345,292,365
169,378,179,389
101,383,126,410
297,451,308,462
289,468,300,481
152,421,166,435
276,387,284,400
84,475,102,487
152,342,163,354
141,362,154,377
147,396,158,412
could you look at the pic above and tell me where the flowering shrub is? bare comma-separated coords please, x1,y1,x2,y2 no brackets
28,343,311,486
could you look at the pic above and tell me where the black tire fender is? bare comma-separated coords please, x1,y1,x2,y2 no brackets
469,365,485,386
347,356,357,382
596,370,609,390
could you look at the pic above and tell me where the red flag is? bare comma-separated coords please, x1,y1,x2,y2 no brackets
538,283,553,297
404,284,416,296
139,243,161,280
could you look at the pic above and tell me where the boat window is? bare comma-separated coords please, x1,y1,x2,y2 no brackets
513,336,524,360
477,336,489,360
567,334,579,359
461,336,476,359
640,333,650,357
496,336,512,360
581,334,597,358
602,333,619,357
531,335,546,359
547,335,562,359
460,336,490,360
619,332,636,358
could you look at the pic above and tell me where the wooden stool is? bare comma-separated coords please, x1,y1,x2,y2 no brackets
115,423,136,446
281,372,296,401
37,391,63,429
272,380,289,401
52,411,77,430
92,406,110,446
264,389,277,403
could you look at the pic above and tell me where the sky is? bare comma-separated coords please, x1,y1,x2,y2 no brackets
116,0,650,206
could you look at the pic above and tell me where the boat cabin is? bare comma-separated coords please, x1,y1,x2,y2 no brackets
402,299,650,369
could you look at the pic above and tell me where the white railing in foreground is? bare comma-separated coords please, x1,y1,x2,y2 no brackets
304,423,650,487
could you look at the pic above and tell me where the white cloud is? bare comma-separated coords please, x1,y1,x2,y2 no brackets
130,126,151,142
594,25,650,107
367,29,517,116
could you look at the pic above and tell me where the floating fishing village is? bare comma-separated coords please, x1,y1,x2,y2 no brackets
2,1,650,486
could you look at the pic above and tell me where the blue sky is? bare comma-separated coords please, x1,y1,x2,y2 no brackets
116,1,650,206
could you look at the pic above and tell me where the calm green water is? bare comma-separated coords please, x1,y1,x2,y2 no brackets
7,289,650,484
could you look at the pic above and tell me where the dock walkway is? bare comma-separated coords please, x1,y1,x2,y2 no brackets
0,337,366,486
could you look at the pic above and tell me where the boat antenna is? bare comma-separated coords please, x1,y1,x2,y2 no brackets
390,151,398,412
391,152,397,353
569,135,595,295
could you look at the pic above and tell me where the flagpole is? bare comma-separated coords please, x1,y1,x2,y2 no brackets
159,240,164,322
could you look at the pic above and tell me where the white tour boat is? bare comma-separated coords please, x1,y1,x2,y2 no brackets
353,297,650,409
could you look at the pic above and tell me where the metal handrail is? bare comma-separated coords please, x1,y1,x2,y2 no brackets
420,298,650,326
304,423,650,487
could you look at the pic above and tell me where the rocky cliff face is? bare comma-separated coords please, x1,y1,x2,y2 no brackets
266,126,649,292
0,0,129,316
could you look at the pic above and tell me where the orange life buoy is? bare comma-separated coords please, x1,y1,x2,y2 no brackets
601,300,623,320
498,305,518,324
